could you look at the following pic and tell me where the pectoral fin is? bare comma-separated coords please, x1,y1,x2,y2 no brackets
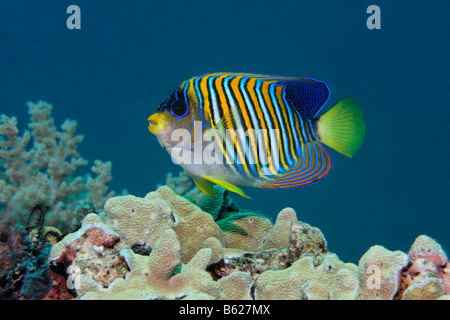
203,175,252,199
193,177,216,198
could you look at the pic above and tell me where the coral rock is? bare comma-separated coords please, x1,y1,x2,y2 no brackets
221,214,273,251
102,193,175,249
409,235,448,267
153,186,226,263
408,235,449,295
254,254,359,300
209,209,328,282
402,278,445,300
258,207,297,251
79,229,224,300
44,271,75,300
46,183,450,300
49,213,128,296
358,245,408,300
199,237,224,264
218,271,253,300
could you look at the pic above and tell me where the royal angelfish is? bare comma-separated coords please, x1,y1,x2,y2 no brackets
148,72,365,199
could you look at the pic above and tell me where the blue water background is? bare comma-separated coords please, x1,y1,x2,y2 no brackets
1,0,449,263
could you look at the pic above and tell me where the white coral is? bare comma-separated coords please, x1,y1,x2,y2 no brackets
0,101,116,233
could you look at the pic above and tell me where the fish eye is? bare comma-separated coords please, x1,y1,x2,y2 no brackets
171,100,188,117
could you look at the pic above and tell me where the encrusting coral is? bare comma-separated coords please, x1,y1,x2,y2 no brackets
358,245,408,299
152,186,226,263
254,254,359,300
50,214,224,299
44,181,450,300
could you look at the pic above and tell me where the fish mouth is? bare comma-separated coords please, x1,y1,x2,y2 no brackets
148,112,167,135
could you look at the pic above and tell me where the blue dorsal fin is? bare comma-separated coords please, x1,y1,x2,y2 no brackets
283,78,330,119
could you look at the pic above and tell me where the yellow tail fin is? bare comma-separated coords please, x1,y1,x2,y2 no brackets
317,97,365,158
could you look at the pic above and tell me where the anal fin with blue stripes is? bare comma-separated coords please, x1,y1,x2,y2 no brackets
259,141,333,189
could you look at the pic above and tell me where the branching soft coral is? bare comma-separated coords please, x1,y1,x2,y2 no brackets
0,101,116,234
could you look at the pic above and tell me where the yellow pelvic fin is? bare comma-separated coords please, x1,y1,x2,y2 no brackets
193,177,216,198
202,175,252,199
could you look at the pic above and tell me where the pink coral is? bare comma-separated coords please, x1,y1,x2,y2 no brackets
49,214,128,297
409,235,448,267
44,271,75,300
0,223,24,271
407,235,450,295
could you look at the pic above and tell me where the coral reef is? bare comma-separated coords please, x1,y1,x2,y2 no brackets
45,186,449,300
0,101,116,234
0,101,121,299
2,103,449,300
